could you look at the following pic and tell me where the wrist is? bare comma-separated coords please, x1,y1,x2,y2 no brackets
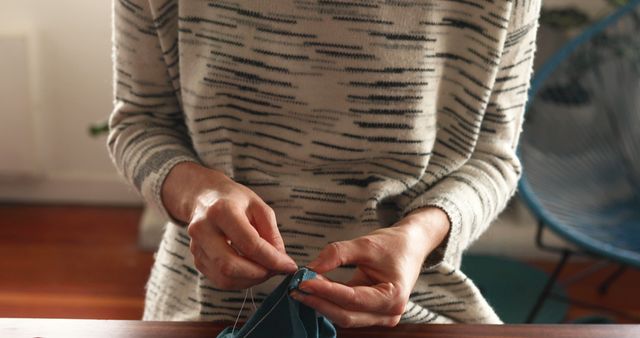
161,161,229,223
400,207,451,253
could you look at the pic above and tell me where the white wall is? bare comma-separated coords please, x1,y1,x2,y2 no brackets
0,0,140,204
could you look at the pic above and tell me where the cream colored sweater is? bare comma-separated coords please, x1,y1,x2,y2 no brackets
108,0,541,324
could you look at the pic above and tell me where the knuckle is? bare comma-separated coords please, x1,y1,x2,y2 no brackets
358,236,376,247
208,199,231,216
380,281,395,295
389,302,406,316
384,315,401,327
252,201,276,224
190,245,203,265
386,282,404,300
241,238,263,257
187,222,200,238
193,258,204,272
326,242,344,265
349,290,365,309
219,260,235,277
254,269,269,280
380,283,407,315
192,254,207,275
213,276,235,290
336,315,355,328
263,204,276,220
211,256,226,270
392,291,409,315
358,236,383,253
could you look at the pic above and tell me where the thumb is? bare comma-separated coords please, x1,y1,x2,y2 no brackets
307,240,365,274
248,201,286,254
346,269,374,287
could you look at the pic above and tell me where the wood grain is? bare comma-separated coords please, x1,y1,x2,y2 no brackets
1,319,639,338
0,205,151,319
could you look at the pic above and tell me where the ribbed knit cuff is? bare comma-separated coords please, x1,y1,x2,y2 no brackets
140,150,201,227
403,196,463,270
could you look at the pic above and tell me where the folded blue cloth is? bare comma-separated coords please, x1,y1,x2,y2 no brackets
217,267,336,338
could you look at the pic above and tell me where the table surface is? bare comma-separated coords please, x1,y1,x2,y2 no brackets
1,318,639,338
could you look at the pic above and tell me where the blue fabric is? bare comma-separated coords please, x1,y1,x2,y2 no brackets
217,267,336,338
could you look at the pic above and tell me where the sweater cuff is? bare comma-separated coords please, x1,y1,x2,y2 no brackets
403,196,463,269
138,148,200,227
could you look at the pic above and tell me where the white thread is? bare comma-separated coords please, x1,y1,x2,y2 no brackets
249,287,257,311
243,291,288,338
232,289,249,335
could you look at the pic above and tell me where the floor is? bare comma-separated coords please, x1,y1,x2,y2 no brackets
0,205,152,319
0,204,638,323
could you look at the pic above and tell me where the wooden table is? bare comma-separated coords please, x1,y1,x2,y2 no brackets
1,318,639,337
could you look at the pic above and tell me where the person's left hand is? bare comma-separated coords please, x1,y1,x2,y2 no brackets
290,207,451,328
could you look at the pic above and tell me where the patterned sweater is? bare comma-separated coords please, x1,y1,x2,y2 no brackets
108,0,540,324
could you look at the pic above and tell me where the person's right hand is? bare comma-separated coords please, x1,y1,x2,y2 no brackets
161,161,298,290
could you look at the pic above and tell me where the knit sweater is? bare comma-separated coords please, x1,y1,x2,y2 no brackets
108,0,540,324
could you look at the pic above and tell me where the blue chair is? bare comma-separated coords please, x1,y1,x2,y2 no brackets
518,0,640,322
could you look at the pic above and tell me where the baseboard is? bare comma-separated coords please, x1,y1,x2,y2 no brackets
0,173,142,206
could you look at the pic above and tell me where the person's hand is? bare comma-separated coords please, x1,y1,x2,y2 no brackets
161,162,298,290
290,207,450,328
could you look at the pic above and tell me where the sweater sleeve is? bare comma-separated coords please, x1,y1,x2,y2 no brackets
402,1,541,268
107,0,199,221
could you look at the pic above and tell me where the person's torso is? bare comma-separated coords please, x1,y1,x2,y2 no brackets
151,0,512,261
143,0,512,324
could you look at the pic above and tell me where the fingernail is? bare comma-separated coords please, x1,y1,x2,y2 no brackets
286,262,298,272
290,291,303,300
299,286,313,295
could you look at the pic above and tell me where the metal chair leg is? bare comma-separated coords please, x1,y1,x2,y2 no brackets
526,220,637,323
549,293,640,322
526,249,571,323
597,264,627,295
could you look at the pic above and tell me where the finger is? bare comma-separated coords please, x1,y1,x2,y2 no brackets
190,243,208,274
219,205,297,273
306,240,369,274
192,244,242,289
298,279,402,315
205,262,269,290
248,201,286,253
290,291,401,328
345,270,373,287
190,227,270,285
199,231,271,281
314,273,330,282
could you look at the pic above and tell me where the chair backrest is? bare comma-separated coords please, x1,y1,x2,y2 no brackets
525,0,640,191
517,0,640,266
